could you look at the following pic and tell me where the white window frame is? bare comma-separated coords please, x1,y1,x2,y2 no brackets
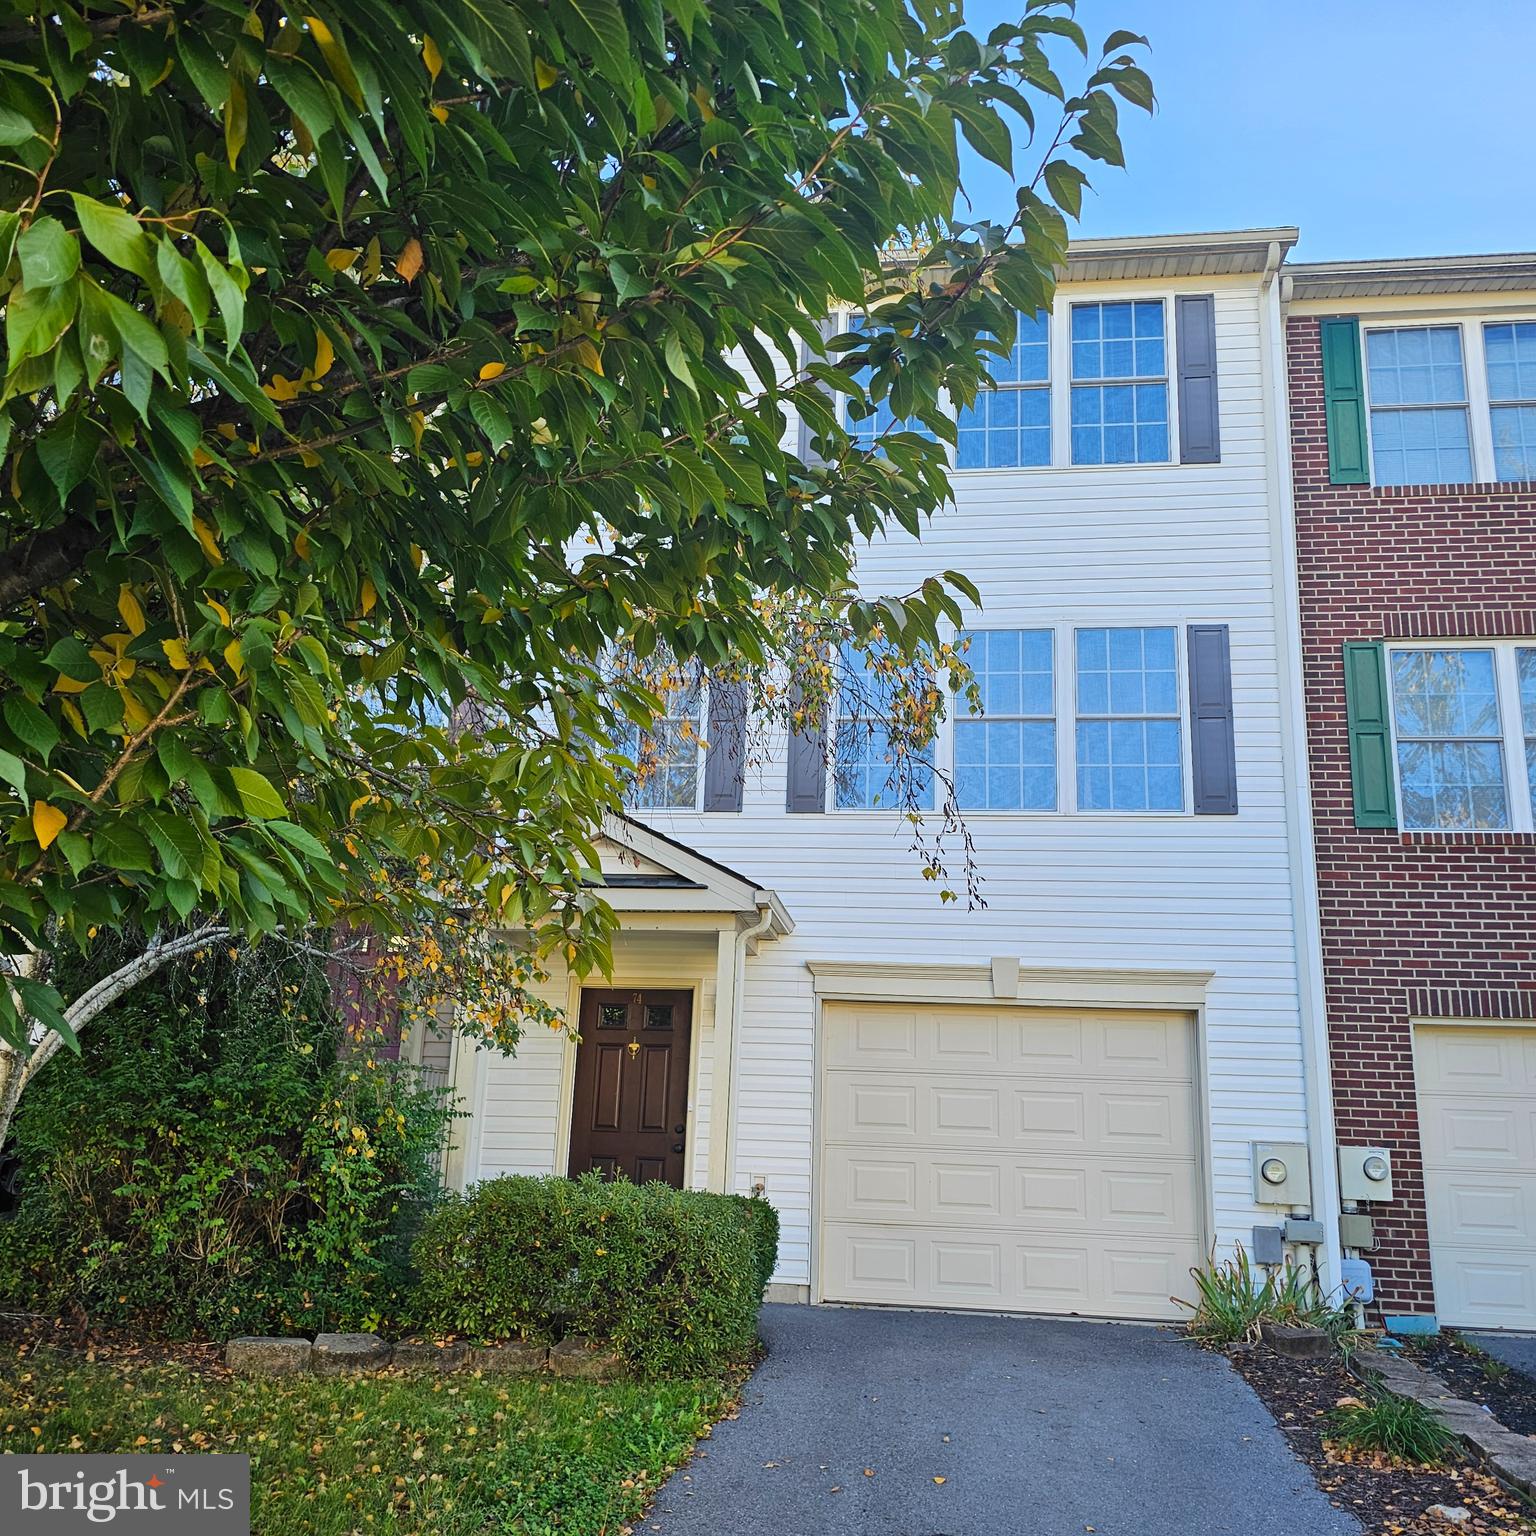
1383,639,1536,834
831,619,1199,817
1066,297,1174,468
836,288,1190,475
1359,312,1536,487
1483,318,1536,483
620,675,706,813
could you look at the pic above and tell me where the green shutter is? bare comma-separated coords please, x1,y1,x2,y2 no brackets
1343,641,1397,829
1320,317,1370,485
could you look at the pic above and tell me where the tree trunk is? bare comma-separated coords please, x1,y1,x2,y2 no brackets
0,925,230,1150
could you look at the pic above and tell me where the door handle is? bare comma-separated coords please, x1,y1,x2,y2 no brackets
671,1141,685,1153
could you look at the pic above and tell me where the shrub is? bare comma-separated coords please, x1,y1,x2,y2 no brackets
1181,1245,1355,1348
0,944,452,1338
1328,1390,1458,1465
409,1174,779,1376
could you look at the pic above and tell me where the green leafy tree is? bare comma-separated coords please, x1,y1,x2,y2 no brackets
0,0,1150,1140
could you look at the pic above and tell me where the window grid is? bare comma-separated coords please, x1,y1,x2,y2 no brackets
956,312,1051,470
1387,647,1511,831
1070,300,1170,466
1485,321,1536,483
1519,648,1536,819
954,629,1056,811
1363,324,1474,486
833,644,935,811
621,680,703,811
1074,626,1184,812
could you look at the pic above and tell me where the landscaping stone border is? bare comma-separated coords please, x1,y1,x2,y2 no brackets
225,1332,621,1381
1354,1345,1536,1499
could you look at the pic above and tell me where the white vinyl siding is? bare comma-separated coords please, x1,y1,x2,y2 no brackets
475,280,1315,1294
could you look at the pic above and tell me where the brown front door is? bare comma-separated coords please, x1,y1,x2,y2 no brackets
567,989,693,1187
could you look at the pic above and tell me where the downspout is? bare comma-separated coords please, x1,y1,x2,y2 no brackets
1260,244,1346,1296
719,898,777,1196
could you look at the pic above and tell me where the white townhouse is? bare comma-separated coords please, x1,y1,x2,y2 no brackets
436,227,1346,1322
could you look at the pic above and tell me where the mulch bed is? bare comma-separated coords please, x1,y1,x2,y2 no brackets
0,1312,230,1377
1228,1344,1535,1535
1406,1335,1536,1438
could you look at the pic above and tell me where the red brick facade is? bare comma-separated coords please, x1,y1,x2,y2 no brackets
1287,314,1536,1315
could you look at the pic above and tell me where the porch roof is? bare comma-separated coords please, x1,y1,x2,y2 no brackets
586,814,794,937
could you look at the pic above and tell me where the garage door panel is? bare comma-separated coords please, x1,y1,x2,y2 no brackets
1417,1095,1536,1168
1417,1025,1536,1329
827,1074,1196,1156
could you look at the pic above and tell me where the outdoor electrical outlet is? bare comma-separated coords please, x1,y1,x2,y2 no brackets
749,1174,767,1197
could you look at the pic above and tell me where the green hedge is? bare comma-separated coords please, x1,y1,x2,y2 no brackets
409,1175,779,1376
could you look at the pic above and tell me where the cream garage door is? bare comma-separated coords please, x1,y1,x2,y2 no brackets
819,1003,1202,1320
1417,1025,1536,1330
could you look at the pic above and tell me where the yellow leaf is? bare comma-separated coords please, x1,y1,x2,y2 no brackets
359,575,377,616
932,1477,946,1486
422,33,443,80
192,445,215,468
429,103,448,124
572,338,604,376
223,638,245,679
312,327,334,379
478,361,507,382
261,373,302,401
52,673,89,694
349,793,372,819
59,698,86,738
205,597,232,628
691,84,715,121
396,237,424,283
117,584,146,637
305,15,364,106
192,517,223,565
32,801,67,850
325,247,360,272
408,409,426,451
464,450,484,467
291,113,314,159
363,237,382,282
215,422,239,441
224,76,248,170
294,528,312,560
534,57,559,90
298,448,321,468
161,638,191,670
120,691,151,730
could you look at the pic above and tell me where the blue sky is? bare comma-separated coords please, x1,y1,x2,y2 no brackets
957,0,1536,261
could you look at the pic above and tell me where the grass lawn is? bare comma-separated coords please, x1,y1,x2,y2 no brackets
0,1353,733,1535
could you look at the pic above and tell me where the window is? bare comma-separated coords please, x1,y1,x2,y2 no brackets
955,630,1056,810
1365,326,1474,485
619,677,703,810
956,312,1050,469
1075,626,1183,811
842,314,936,450
1070,301,1169,465
1485,322,1536,483
833,644,935,810
1388,648,1509,829
1520,649,1536,813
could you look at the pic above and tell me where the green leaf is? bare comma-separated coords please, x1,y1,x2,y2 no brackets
156,238,211,334
468,389,514,449
3,695,60,763
175,28,229,111
0,746,28,806
36,412,99,504
17,216,80,288
4,280,78,373
0,104,37,147
1043,159,1088,220
552,0,634,98
144,811,204,882
266,819,331,863
71,194,154,281
193,238,246,349
13,976,77,1052
94,818,156,873
266,53,338,149
227,766,288,820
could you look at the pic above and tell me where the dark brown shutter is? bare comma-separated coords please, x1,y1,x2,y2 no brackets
1187,624,1238,815
1176,294,1221,464
701,679,747,813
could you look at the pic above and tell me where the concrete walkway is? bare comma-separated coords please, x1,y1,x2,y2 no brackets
646,1304,1358,1536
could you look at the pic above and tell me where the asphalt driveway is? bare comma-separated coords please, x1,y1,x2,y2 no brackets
646,1304,1358,1536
